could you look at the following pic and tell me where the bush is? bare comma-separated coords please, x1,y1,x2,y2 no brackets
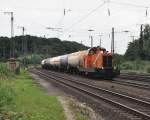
0,82,17,120
147,67,150,73
20,54,47,67
0,63,14,79
121,62,134,70
0,82,15,110
120,60,150,73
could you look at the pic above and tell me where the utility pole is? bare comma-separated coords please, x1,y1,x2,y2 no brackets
4,12,14,37
99,34,103,47
22,27,25,36
17,26,26,53
139,24,144,59
17,26,26,68
111,27,114,54
88,29,94,48
17,26,25,36
91,36,93,48
63,9,71,16
4,12,14,58
68,34,71,41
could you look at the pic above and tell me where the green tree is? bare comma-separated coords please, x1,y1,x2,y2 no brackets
0,35,88,62
125,24,150,60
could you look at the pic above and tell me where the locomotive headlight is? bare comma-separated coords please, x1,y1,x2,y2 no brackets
102,67,104,69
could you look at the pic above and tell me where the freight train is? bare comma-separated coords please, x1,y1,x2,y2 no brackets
41,47,120,78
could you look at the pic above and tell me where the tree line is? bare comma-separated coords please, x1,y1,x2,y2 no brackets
125,24,150,60
0,35,88,61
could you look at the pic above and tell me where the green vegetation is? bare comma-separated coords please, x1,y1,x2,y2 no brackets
0,36,88,67
0,67,66,120
0,36,88,62
0,82,15,110
119,60,150,74
114,54,150,74
125,24,150,60
113,24,150,73
21,54,46,67
0,63,14,80
146,66,150,73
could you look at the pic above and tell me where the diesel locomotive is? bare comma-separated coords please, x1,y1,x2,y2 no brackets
41,47,120,78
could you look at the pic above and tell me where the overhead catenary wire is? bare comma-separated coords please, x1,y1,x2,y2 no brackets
106,0,111,16
66,1,106,30
146,7,148,17
55,0,65,29
110,1,150,8
59,0,149,38
108,1,150,20
58,1,106,37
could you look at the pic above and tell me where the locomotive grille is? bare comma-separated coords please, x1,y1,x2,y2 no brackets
103,56,112,68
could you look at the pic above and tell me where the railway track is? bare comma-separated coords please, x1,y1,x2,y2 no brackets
114,73,150,90
113,78,150,90
31,68,150,120
118,74,150,82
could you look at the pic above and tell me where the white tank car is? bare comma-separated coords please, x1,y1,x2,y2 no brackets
44,58,51,65
41,58,50,68
68,50,88,68
41,59,46,66
49,56,61,67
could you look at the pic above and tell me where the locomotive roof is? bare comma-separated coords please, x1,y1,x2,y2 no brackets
88,46,106,51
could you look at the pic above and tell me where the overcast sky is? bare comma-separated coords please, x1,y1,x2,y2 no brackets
0,0,150,54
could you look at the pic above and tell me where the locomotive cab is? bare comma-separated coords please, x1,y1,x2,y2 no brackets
83,47,118,78
84,47,112,69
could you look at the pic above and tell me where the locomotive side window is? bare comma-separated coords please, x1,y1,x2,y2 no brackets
88,47,98,55
103,55,112,68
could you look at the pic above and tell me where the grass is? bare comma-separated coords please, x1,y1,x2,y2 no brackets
119,60,150,74
0,63,15,80
0,69,66,120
